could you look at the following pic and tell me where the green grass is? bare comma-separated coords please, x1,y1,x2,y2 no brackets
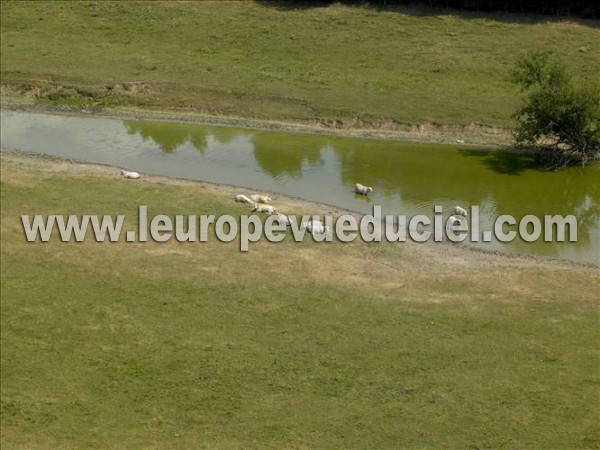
1,156,599,448
1,1,599,127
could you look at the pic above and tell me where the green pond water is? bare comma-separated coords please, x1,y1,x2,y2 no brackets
1,110,598,264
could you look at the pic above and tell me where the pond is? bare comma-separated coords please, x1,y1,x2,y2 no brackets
1,110,598,264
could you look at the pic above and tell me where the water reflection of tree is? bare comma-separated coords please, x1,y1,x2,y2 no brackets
333,140,486,201
330,140,599,258
250,134,598,256
123,121,238,153
252,132,324,179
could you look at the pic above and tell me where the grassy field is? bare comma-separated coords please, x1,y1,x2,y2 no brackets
1,1,599,129
1,152,598,448
1,2,600,447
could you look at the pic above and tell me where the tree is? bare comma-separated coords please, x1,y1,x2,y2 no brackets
512,51,600,168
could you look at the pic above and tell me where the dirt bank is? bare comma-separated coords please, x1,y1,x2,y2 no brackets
1,86,513,147
2,149,595,272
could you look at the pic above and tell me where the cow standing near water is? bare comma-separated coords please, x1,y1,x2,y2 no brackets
354,183,373,195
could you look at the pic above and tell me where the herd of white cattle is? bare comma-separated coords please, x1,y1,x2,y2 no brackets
232,182,379,235
120,170,468,233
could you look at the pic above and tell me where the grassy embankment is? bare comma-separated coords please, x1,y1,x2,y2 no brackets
1,1,599,134
1,152,599,448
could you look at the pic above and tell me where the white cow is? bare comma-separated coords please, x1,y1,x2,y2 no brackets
306,219,330,235
454,205,469,217
252,203,276,215
273,213,295,227
121,170,140,179
250,194,272,204
354,183,373,195
235,194,254,204
448,214,466,226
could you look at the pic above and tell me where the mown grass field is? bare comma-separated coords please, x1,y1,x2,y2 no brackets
1,153,599,448
1,1,599,128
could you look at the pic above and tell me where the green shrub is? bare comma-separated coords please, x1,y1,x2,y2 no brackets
512,51,600,168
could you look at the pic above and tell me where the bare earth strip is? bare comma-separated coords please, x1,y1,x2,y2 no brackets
2,149,596,270
0,90,512,147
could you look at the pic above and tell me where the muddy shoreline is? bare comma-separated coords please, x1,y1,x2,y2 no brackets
2,149,596,270
0,96,513,147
